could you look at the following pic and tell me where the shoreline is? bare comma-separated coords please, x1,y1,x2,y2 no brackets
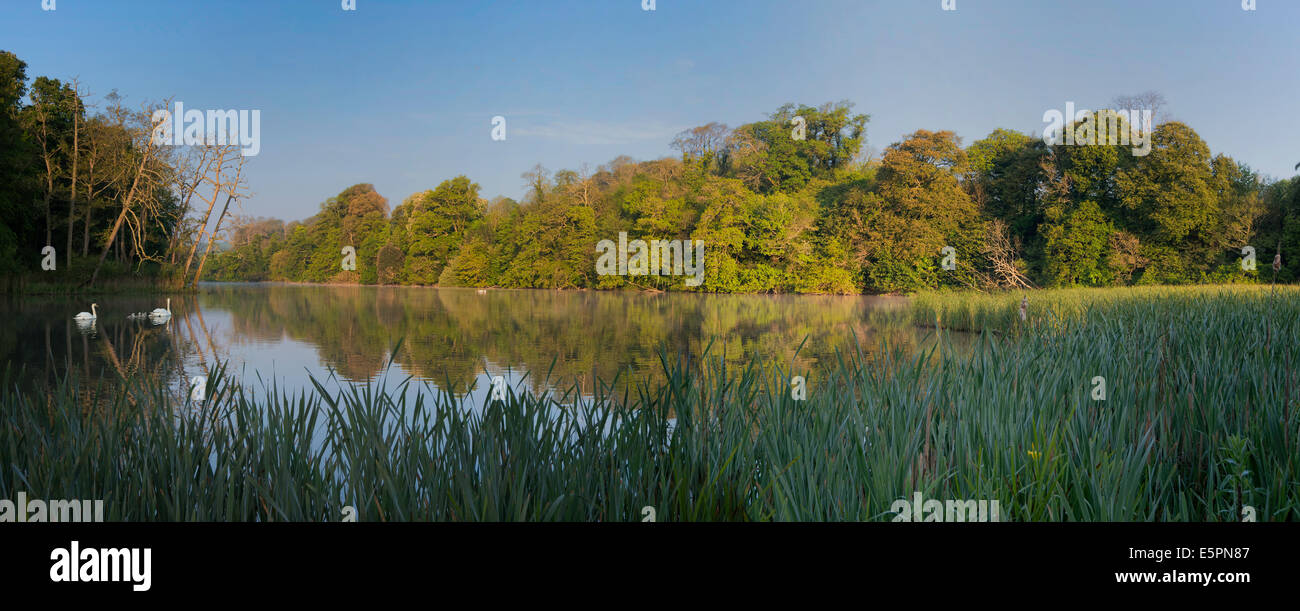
197,278,914,298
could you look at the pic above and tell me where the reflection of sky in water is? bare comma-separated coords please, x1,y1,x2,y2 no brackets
170,310,545,454
1,285,956,458
194,305,532,408
1,284,942,415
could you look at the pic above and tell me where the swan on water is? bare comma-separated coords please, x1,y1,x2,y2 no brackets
149,298,172,319
74,303,98,321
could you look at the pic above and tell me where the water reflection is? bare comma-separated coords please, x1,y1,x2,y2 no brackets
0,284,957,404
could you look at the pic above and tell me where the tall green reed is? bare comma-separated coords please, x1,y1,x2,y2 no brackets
2,285,1296,521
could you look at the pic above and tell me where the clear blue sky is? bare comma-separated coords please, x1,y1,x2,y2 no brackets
3,0,1297,221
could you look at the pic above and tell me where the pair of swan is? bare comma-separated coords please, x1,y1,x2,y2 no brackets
74,298,172,323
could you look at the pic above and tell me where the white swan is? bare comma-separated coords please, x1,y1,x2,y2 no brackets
149,298,172,319
74,303,98,321
127,312,148,321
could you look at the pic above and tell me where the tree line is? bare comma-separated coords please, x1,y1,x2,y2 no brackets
208,96,1298,293
0,50,249,291
5,46,1292,294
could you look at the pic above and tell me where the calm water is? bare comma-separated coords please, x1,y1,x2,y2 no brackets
1,283,942,404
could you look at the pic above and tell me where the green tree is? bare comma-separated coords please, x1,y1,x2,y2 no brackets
0,51,33,273
1116,122,1219,279
400,176,483,284
860,130,981,291
728,101,868,193
1041,200,1115,287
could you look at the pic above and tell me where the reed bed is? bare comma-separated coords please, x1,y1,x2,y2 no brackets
2,285,1297,521
911,284,1300,333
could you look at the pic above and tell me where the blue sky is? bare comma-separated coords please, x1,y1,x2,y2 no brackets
2,0,1297,221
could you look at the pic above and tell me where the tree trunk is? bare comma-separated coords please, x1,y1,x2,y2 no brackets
193,192,234,287
38,114,56,249
66,98,80,268
88,146,153,288
168,176,202,265
82,199,93,256
43,180,53,248
167,155,209,266
182,150,226,284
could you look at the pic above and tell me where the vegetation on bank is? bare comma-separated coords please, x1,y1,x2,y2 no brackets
1,50,247,293
4,285,1295,521
207,99,1300,294
6,45,1297,296
912,283,1300,332
1,257,185,295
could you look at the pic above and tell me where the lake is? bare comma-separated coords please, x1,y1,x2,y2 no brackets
0,283,946,404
